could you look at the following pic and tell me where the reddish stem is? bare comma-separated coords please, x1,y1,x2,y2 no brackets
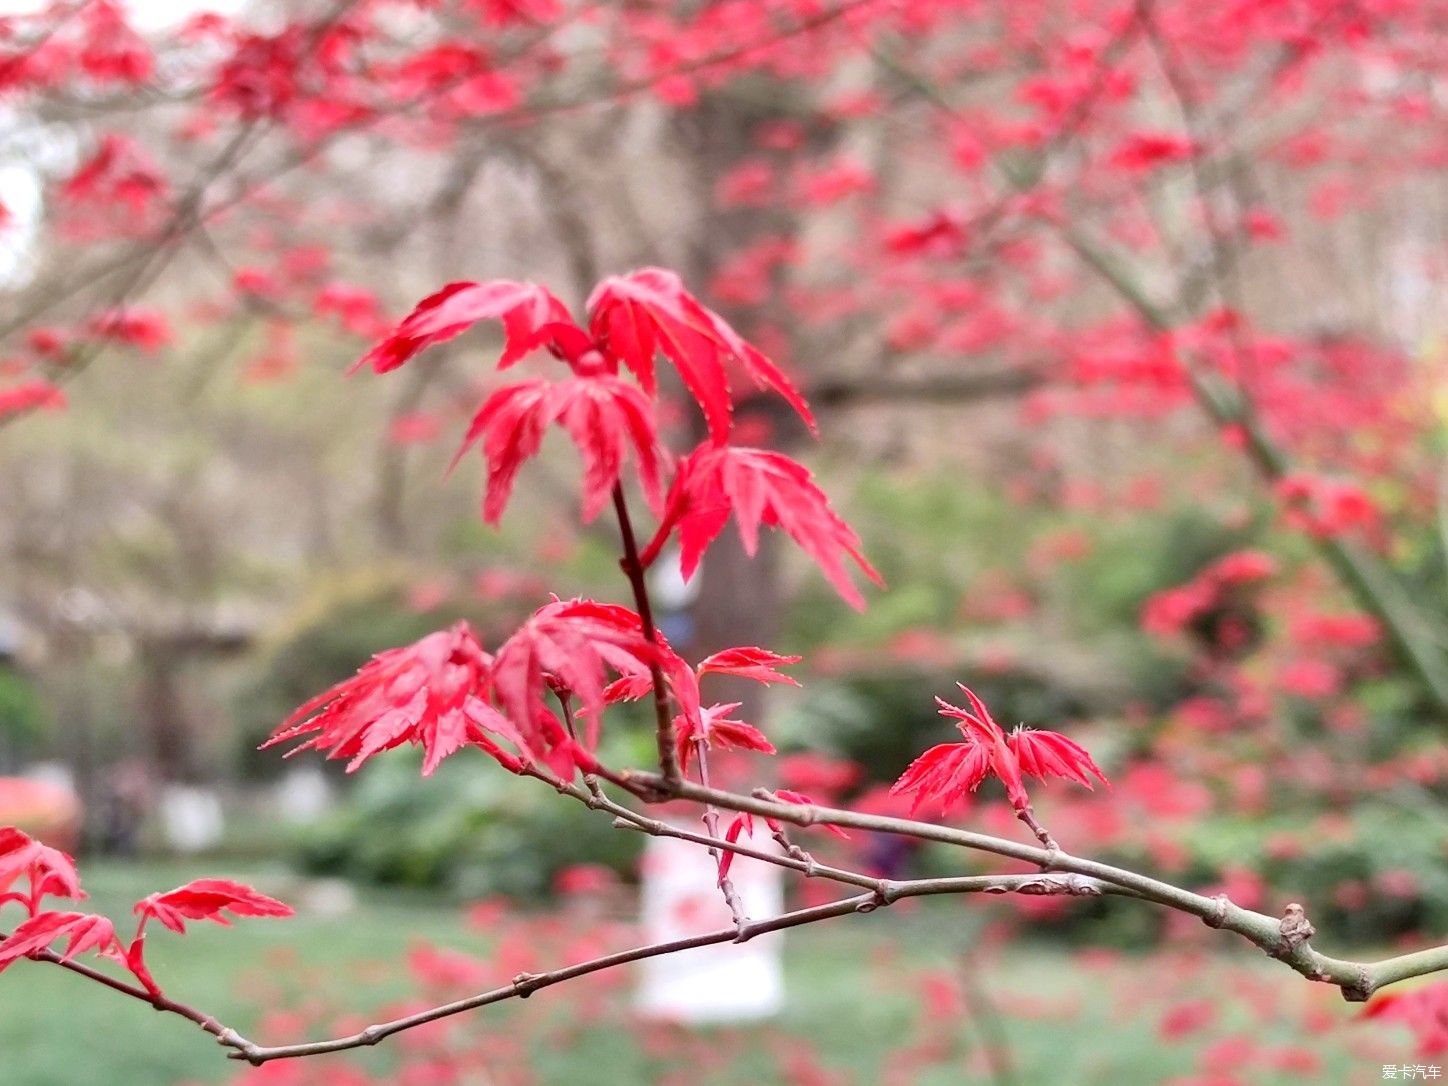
611,483,681,781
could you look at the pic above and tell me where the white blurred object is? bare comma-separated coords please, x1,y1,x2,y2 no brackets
300,877,356,917
274,767,333,823
159,784,224,853
636,818,784,1023
645,546,702,611
25,761,75,794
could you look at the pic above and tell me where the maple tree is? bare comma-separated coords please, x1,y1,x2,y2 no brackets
4,265,1447,1068
1,0,1447,1071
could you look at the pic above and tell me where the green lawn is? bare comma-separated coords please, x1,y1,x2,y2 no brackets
0,861,1413,1084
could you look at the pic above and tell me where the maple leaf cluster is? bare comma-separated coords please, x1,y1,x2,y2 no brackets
0,827,290,996
357,268,879,606
261,270,889,787
266,270,1110,851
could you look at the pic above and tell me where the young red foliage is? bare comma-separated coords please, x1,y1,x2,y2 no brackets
696,646,802,686
0,911,119,974
453,375,662,524
134,879,293,933
61,134,168,218
0,380,66,421
586,266,816,440
1363,982,1448,1056
604,643,797,745
262,620,510,776
643,443,883,610
355,280,570,374
0,828,81,909
891,685,1107,814
673,701,776,773
123,879,292,995
491,597,663,762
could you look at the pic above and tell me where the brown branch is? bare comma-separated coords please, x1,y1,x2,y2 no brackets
627,771,1448,1003
691,739,748,926
10,757,1448,1065
215,869,1114,1065
610,483,680,782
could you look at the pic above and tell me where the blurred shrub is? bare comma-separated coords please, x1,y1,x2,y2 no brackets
0,665,47,763
291,736,650,900
1175,796,1448,943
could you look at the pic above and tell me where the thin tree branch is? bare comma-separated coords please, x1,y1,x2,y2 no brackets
214,870,1114,1065
9,754,1447,1065
628,771,1448,1003
610,483,681,782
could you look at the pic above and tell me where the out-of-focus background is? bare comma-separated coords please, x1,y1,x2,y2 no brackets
1,0,1447,1082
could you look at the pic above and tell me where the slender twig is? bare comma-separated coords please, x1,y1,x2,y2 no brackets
691,738,748,926
610,483,680,782
213,869,1115,1065
9,755,1448,1065
628,772,1448,1002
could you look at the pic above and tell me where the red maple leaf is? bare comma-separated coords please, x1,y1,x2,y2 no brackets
120,878,293,996
61,134,168,215
86,308,171,351
0,827,82,908
1009,727,1110,791
262,620,506,776
696,646,802,686
453,375,663,524
586,267,816,441
355,279,571,374
602,644,797,736
642,443,883,609
0,911,119,974
492,597,665,766
888,741,994,815
134,879,293,933
673,702,776,772
890,685,1107,814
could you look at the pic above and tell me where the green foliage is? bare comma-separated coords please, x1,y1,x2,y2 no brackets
791,468,1262,671
292,749,644,899
1179,795,1448,942
0,666,47,758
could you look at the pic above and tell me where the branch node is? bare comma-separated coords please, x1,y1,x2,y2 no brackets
1202,893,1230,929
361,1024,386,1046
1274,902,1316,958
858,884,898,913
513,971,542,997
1342,966,1374,1003
217,1029,263,1066
1016,806,1058,854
